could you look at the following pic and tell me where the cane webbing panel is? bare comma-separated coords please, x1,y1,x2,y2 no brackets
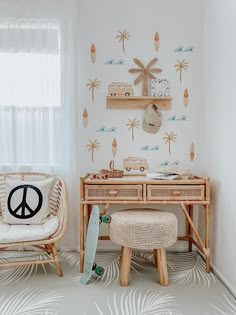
147,185,205,200
85,185,142,200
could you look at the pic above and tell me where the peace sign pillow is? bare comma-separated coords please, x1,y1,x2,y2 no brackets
3,177,54,225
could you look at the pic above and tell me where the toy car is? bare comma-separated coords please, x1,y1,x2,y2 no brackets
108,82,134,96
123,157,149,172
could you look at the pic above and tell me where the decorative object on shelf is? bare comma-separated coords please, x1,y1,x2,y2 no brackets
123,156,149,172
190,142,195,161
88,173,109,180
142,104,162,134
108,82,134,96
174,46,194,52
168,115,187,121
174,59,189,83
129,58,162,96
141,145,160,151
163,131,177,155
86,78,101,102
184,88,189,107
90,43,96,64
100,160,123,178
116,29,130,54
112,138,117,157
83,109,88,127
126,118,140,141
104,59,125,65
151,78,170,97
86,139,100,163
154,32,160,52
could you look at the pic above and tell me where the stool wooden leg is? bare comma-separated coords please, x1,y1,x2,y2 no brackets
153,249,158,268
120,246,124,269
120,247,132,287
157,248,168,286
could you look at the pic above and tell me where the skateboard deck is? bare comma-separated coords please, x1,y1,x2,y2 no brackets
80,205,100,284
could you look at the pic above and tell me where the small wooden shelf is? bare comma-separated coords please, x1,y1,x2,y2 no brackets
106,96,172,110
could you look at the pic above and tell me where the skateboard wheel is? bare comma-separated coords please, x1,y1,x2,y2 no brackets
92,263,97,270
102,215,111,223
95,266,104,276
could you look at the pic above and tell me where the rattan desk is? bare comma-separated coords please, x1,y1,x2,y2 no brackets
80,175,210,273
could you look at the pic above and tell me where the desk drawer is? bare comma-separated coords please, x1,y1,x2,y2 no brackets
85,184,143,201
147,185,205,200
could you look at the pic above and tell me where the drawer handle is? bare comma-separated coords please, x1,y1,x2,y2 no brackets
108,190,118,196
172,191,181,196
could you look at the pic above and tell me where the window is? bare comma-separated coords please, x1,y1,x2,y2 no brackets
0,22,60,108
0,20,62,167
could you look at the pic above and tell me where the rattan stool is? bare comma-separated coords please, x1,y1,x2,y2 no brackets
110,209,177,286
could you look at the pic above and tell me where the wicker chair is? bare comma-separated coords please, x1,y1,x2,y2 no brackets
0,172,69,276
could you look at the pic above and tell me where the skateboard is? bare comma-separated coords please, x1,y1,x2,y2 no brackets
80,205,111,284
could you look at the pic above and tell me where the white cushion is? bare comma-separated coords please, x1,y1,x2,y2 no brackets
0,215,58,243
3,177,54,225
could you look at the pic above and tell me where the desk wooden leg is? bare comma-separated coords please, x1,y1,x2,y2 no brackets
80,203,85,272
153,249,158,267
205,204,210,272
188,205,193,252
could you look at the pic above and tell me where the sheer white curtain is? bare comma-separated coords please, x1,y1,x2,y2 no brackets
0,0,79,250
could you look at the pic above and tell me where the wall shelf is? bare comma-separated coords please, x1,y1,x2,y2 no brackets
106,96,172,110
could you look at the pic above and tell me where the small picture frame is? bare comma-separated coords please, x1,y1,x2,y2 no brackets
151,78,170,97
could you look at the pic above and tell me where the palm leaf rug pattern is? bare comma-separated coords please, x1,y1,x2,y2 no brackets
167,252,216,287
0,252,56,287
0,287,63,315
0,251,235,314
84,287,182,315
61,251,150,287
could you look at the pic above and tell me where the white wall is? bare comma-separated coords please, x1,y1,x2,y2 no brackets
78,0,204,250
78,0,203,173
201,0,236,296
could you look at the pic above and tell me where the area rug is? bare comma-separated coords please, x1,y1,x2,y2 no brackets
0,251,235,314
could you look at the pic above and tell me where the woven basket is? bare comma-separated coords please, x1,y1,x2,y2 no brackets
100,169,124,178
100,160,123,178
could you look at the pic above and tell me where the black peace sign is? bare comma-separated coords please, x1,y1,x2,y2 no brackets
7,185,43,219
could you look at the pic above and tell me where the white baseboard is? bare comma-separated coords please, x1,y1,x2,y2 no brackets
210,262,236,299
197,250,236,299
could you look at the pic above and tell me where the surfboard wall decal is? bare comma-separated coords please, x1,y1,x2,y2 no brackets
184,88,189,107
112,138,117,157
90,43,96,64
83,109,88,127
190,142,195,161
154,32,160,52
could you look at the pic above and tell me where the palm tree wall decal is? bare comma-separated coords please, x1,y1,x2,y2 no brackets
163,131,177,155
126,118,140,141
116,29,130,54
174,59,189,83
86,78,101,102
90,43,96,64
87,139,100,162
129,58,162,96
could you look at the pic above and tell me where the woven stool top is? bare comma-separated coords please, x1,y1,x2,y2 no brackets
110,209,177,250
